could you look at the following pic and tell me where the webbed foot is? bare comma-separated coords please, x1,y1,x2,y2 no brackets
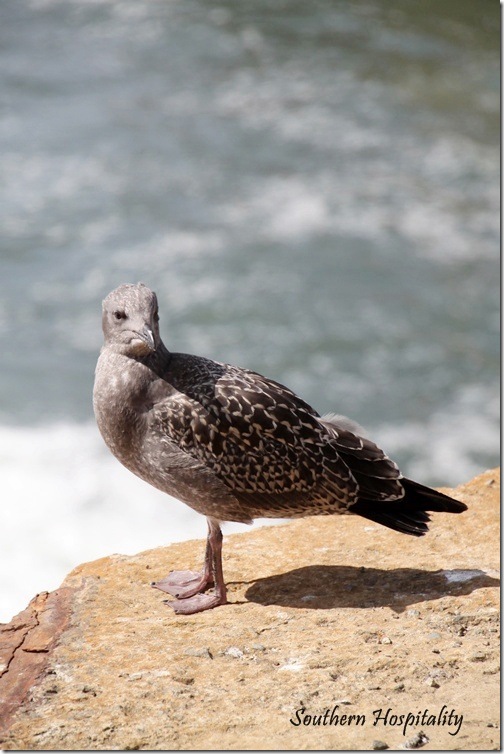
151,570,212,599
153,518,227,615
166,591,227,615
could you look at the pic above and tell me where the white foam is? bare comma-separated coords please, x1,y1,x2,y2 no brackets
0,422,261,623
0,424,153,620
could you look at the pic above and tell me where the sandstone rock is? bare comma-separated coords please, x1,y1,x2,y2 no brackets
0,469,500,750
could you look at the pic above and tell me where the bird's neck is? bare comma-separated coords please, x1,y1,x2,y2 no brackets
93,350,155,465
94,342,173,468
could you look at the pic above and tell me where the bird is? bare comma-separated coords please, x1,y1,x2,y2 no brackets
93,282,467,615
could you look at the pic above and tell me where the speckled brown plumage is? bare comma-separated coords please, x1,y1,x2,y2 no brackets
93,283,467,614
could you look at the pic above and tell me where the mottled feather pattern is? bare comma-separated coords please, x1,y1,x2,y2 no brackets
143,353,404,517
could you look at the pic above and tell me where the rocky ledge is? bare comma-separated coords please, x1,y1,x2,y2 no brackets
0,469,499,750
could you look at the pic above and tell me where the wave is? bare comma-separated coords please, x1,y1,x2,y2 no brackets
373,384,499,488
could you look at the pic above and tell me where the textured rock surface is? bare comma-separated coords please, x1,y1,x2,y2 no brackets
0,469,499,750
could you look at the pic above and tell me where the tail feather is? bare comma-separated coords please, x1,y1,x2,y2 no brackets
349,478,467,537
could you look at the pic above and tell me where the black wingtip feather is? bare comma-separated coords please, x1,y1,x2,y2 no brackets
350,478,467,537
350,501,430,536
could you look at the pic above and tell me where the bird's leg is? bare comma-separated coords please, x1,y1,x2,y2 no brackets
154,518,228,614
169,519,227,614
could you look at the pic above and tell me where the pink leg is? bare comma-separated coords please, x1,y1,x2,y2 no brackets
152,518,228,614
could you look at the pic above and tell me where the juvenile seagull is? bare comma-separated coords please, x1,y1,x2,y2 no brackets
93,283,467,615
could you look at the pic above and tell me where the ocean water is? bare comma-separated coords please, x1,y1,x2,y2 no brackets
0,0,499,622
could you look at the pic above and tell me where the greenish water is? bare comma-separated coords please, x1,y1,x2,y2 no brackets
0,0,499,621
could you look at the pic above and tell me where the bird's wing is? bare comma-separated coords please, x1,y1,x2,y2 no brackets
321,417,405,502
149,363,404,514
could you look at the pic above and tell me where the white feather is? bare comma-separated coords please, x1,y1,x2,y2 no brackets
321,412,367,438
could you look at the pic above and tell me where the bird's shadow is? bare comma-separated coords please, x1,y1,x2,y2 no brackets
244,565,499,612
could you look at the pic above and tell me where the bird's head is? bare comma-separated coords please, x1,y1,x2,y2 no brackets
101,282,161,357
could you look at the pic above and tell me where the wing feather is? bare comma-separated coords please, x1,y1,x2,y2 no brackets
151,356,404,513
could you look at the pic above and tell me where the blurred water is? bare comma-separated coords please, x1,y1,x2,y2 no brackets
0,0,499,621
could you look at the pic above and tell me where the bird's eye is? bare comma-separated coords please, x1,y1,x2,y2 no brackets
113,310,127,321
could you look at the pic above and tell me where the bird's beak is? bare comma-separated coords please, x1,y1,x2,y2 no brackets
134,324,156,353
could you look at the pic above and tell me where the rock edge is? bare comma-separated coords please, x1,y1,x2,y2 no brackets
0,469,500,750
